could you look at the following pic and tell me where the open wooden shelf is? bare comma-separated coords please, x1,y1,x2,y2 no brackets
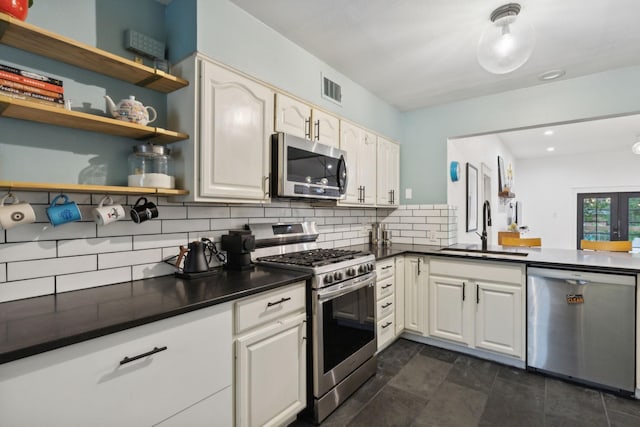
0,94,189,144
0,12,188,93
0,181,189,196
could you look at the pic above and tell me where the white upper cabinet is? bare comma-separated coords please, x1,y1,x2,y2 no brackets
275,93,339,148
376,137,400,206
340,121,376,206
168,54,273,203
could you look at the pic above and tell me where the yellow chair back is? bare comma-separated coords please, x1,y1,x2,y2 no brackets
501,237,542,247
580,240,631,252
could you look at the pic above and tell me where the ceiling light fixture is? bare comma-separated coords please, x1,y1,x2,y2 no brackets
632,137,640,155
477,3,535,74
546,147,555,152
538,69,566,81
544,130,554,136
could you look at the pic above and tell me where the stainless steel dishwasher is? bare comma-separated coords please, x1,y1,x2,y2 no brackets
527,266,636,395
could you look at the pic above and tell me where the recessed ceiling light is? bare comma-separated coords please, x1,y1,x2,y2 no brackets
538,69,566,81
546,147,555,152
543,130,554,136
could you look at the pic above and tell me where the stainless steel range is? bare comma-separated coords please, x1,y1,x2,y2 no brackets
250,222,377,424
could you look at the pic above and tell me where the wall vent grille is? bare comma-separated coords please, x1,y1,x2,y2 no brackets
322,75,342,104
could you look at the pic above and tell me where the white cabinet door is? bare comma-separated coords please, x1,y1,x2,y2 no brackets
475,281,523,357
339,122,377,206
340,121,361,204
275,93,312,140
236,312,306,427
428,275,471,345
394,256,405,335
0,303,232,427
200,60,273,201
312,109,340,148
155,386,232,427
360,130,377,205
404,256,428,335
376,137,400,206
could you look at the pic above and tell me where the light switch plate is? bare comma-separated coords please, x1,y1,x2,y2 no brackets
405,188,412,199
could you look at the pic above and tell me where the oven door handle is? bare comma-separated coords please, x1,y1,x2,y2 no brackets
317,272,376,302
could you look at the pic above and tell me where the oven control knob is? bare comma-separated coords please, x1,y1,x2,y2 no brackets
324,275,333,284
334,271,343,281
346,268,356,277
368,263,374,272
358,265,366,274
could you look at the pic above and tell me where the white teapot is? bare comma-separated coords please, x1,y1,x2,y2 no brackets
104,95,157,125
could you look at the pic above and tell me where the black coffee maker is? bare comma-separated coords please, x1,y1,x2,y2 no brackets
221,230,256,270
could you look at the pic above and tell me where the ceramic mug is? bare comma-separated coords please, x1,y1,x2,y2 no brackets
47,194,82,227
130,197,158,223
92,196,125,226
0,193,36,229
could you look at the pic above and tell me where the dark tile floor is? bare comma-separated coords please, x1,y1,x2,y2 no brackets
291,339,640,427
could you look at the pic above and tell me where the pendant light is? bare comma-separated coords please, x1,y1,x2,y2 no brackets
477,3,535,74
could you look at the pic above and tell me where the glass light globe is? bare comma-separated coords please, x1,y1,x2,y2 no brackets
477,16,535,74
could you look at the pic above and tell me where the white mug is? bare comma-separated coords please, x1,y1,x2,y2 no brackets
0,193,36,229
92,196,125,226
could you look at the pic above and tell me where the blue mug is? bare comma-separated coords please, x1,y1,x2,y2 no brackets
47,194,82,227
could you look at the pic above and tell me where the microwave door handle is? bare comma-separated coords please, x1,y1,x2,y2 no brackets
338,154,348,195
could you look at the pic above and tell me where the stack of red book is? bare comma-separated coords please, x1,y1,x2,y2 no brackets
0,63,65,108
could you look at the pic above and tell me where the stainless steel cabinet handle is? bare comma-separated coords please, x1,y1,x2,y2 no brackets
381,322,393,329
120,346,167,365
315,120,320,140
381,265,393,270
381,284,392,289
305,118,311,139
462,282,466,301
476,286,480,304
382,302,393,308
267,296,291,307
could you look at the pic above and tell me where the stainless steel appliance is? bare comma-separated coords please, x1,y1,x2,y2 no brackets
250,222,377,423
271,132,348,200
527,266,636,395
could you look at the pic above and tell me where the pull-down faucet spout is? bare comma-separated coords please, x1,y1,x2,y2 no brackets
481,200,492,251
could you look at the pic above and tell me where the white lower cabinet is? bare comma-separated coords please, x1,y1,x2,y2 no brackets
404,255,428,335
428,258,525,359
376,258,396,351
234,282,307,427
0,303,233,427
394,256,405,335
155,386,233,427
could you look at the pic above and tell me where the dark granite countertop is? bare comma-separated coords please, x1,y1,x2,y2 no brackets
0,266,310,364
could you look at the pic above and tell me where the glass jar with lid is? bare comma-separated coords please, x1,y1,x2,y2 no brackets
127,144,175,188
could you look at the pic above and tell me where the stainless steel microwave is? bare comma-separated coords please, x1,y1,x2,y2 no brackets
271,132,348,200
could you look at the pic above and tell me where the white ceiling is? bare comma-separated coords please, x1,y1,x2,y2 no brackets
230,0,640,158
230,0,640,111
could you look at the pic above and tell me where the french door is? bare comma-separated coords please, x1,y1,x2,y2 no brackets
577,192,640,248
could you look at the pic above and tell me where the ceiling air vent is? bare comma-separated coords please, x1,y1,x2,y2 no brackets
322,74,342,105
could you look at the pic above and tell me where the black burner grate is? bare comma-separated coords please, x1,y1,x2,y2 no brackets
258,249,364,267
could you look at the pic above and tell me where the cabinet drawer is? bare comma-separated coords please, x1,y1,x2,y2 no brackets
235,282,306,334
376,277,394,300
376,259,395,280
377,294,394,320
0,303,232,427
429,258,524,284
377,314,395,350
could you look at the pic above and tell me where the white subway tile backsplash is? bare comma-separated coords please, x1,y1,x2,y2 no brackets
97,220,161,237
188,206,230,219
291,208,314,217
413,237,440,245
264,207,292,218
400,217,427,224
58,236,132,257
426,217,448,224
0,277,54,302
161,219,210,233
211,218,247,231
334,239,351,248
157,206,188,220
133,233,188,250
0,241,57,263
8,255,96,281
57,267,132,293
314,208,335,217
401,230,428,238
0,263,5,282
325,217,343,225
7,222,97,242
230,207,264,218
132,261,176,280
99,249,162,269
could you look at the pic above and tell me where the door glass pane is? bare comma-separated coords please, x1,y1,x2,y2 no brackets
582,197,611,241
628,197,640,245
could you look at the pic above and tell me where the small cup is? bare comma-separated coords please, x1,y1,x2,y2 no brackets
92,196,125,226
46,194,82,227
0,193,36,229
130,197,158,224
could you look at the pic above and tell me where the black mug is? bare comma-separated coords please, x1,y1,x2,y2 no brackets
130,197,158,223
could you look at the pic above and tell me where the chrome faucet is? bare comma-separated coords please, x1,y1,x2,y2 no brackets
481,200,492,251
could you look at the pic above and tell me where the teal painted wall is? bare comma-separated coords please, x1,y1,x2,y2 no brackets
401,65,640,204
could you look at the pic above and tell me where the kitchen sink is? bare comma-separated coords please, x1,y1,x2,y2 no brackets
439,248,528,257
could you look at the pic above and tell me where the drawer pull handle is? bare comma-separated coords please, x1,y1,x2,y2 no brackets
120,346,167,365
381,265,393,270
381,322,393,329
381,284,392,289
382,302,392,308
267,296,291,307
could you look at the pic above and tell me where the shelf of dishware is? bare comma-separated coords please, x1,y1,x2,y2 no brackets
0,180,188,196
0,12,188,93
